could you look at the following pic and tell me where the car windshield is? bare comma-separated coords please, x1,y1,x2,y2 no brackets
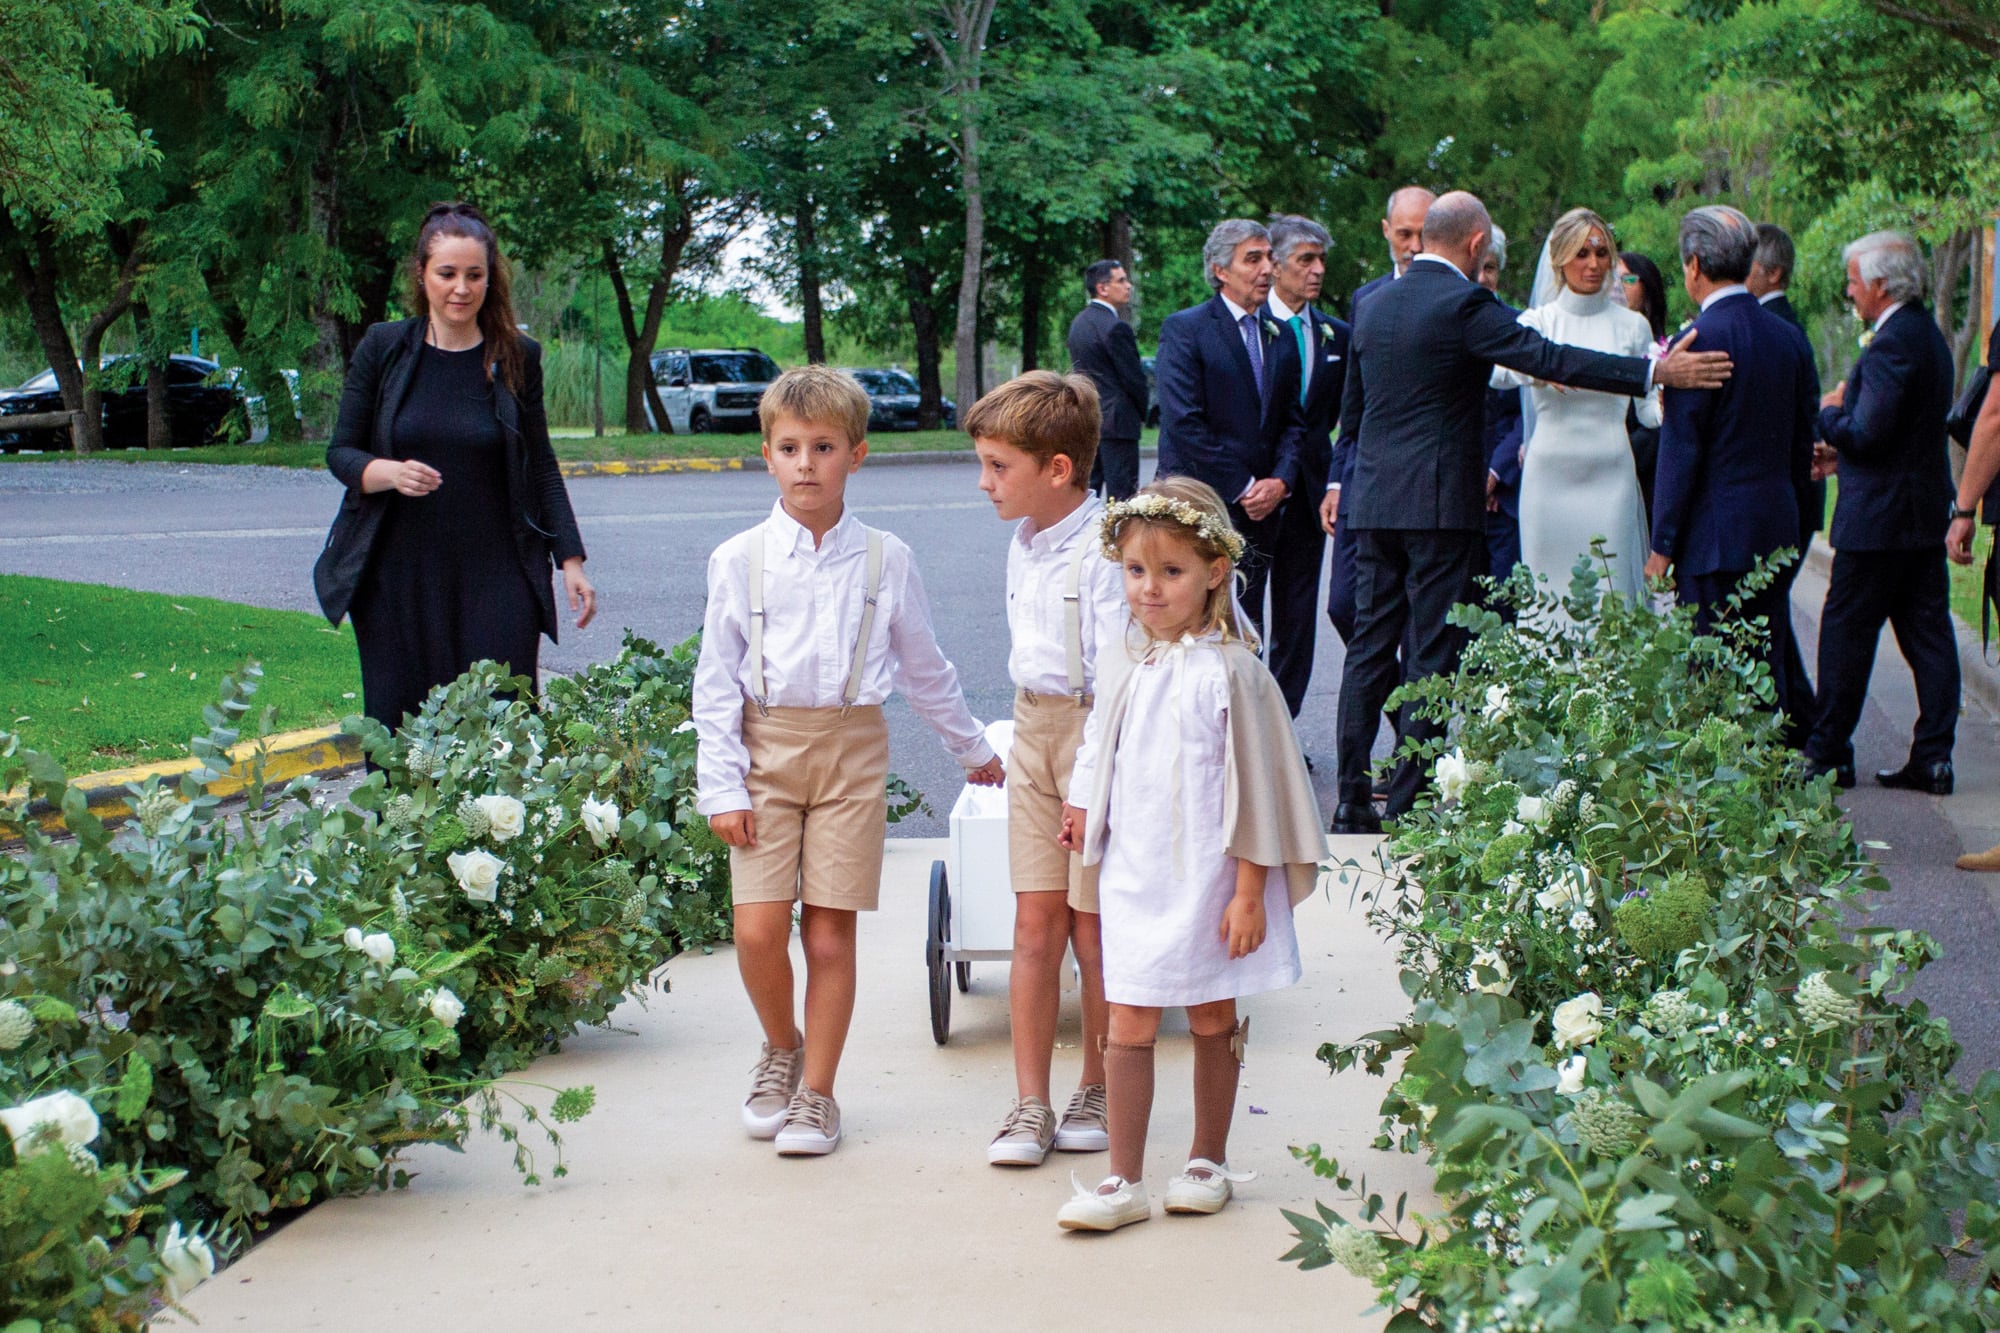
19,369,58,391
691,353,779,384
854,370,918,395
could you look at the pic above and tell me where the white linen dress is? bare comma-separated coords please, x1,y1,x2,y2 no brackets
1094,637,1303,1008
1493,286,1661,606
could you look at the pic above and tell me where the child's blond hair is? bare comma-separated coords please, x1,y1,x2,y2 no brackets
759,364,871,446
1101,476,1257,648
961,370,1101,490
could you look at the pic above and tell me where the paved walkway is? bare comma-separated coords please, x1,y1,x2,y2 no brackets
171,837,1424,1330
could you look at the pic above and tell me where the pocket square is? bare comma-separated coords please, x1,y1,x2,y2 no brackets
1324,353,1342,363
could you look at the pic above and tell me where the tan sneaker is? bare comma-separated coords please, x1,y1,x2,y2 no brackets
775,1087,842,1156
741,1040,804,1139
987,1097,1057,1166
1053,1083,1109,1153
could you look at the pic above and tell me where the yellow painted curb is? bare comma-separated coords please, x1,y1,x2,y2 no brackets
8,726,363,837
558,456,749,478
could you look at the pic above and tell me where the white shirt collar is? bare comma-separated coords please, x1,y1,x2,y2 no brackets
1091,298,1119,315
1874,301,1907,332
1757,289,1784,305
766,498,858,556
1219,294,1254,323
1700,284,1750,311
1411,252,1466,280
1016,492,1102,555
1266,293,1307,323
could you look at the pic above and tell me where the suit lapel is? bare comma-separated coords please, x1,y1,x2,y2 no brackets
1210,296,1262,404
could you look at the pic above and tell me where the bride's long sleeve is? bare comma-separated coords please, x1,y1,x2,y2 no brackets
1629,322,1663,427
1489,307,1546,389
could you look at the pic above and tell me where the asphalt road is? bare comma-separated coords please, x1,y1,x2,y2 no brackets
5,458,1997,1082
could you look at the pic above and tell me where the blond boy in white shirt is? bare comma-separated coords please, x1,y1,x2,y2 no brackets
695,366,1004,1156
968,371,1128,1167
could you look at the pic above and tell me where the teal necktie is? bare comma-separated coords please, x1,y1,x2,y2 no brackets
1288,314,1311,404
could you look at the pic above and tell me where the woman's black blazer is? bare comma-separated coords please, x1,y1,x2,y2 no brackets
312,317,587,638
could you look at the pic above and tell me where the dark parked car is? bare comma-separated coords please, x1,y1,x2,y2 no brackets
0,355,262,451
643,347,781,434
1141,354,1159,427
846,368,957,432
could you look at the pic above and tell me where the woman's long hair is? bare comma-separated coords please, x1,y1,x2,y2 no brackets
1619,251,1669,340
407,202,526,395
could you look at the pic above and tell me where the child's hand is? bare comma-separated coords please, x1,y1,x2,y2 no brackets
1221,894,1267,959
967,756,1005,787
1057,803,1087,852
709,810,757,848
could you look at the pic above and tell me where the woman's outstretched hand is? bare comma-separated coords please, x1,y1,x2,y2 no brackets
562,557,597,628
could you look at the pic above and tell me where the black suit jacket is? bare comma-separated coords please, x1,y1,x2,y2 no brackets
1762,290,1827,535
1819,302,1954,552
1349,272,1394,322
1155,295,1306,502
1340,259,1652,533
1653,293,1816,576
1066,302,1148,440
314,317,586,633
1270,300,1349,509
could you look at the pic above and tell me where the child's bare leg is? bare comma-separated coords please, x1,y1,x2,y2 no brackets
1069,909,1109,1088
798,905,859,1096
733,901,801,1048
1105,1002,1163,1182
1187,998,1241,1167
1009,891,1072,1104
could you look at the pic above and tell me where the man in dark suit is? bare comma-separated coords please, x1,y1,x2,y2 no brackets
1331,192,1733,833
1746,220,1824,743
1328,186,1435,641
1478,228,1524,593
1155,218,1306,643
1802,230,1959,794
1646,206,1819,734
1263,213,1349,716
1067,260,1148,500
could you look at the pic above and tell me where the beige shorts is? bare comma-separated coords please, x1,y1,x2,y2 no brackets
1008,689,1100,913
729,704,890,912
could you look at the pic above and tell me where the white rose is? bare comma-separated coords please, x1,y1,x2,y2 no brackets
580,795,621,848
359,933,396,966
1435,750,1472,804
157,1221,215,1301
428,987,465,1026
342,926,364,951
1516,794,1549,827
0,1090,100,1156
1551,992,1605,1049
1483,685,1511,721
1536,864,1592,914
1466,949,1513,996
1556,1054,1588,1096
447,849,504,903
472,794,527,843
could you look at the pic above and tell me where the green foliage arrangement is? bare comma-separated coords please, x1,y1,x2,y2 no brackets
1285,556,2000,1331
0,633,732,1321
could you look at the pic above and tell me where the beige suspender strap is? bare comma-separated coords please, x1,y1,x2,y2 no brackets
746,529,769,714
1064,536,1091,700
842,530,885,710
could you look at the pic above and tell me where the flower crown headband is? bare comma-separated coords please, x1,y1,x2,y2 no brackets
1100,493,1248,563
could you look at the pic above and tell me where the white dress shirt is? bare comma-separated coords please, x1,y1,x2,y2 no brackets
1006,493,1130,697
1091,298,1120,316
694,501,994,814
1757,289,1784,306
1874,301,1907,331
1700,283,1750,310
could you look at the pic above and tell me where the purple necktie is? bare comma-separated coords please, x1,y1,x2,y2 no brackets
1239,313,1266,395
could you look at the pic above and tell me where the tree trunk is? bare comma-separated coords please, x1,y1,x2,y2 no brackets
1019,247,1044,371
605,189,696,435
798,196,827,365
0,211,90,449
952,97,985,417
904,257,945,430
75,241,142,455
136,303,173,450
302,93,347,441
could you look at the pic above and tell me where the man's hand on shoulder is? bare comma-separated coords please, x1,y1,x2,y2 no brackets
1654,329,1733,390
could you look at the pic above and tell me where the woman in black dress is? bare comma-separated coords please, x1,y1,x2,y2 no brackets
314,202,596,730
1616,251,1670,525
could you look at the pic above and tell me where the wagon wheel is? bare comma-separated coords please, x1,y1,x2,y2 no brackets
927,860,952,1045
955,959,971,993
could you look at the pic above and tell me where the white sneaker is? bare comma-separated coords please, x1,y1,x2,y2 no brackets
741,1040,804,1139
1056,1173,1151,1232
987,1097,1057,1166
774,1087,842,1156
1053,1083,1109,1153
1163,1158,1255,1214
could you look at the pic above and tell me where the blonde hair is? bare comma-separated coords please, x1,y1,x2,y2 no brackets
1103,476,1257,648
961,370,1101,490
1547,207,1615,291
759,364,871,445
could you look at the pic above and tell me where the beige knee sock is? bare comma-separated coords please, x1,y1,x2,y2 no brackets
1104,1040,1156,1183
1189,1024,1242,1166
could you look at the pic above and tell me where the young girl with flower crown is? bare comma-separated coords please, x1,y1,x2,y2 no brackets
1052,476,1324,1232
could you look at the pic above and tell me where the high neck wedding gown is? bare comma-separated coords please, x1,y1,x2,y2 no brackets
1493,284,1661,607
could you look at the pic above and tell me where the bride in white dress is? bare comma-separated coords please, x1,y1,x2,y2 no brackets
1493,207,1661,605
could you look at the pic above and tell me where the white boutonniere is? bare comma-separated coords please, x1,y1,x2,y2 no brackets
1260,315,1284,342
1857,328,1875,350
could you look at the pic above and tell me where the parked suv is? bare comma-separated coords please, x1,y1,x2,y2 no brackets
643,348,781,434
0,354,265,451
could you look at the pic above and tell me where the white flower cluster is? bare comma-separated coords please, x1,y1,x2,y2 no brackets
1797,971,1859,1032
1100,492,1248,562
580,795,620,848
1550,992,1604,1048
1322,1222,1388,1281
0,1089,99,1159
158,1221,216,1301
0,999,33,1051
343,927,395,967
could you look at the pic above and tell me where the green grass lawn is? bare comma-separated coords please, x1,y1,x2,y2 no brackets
1,575,362,775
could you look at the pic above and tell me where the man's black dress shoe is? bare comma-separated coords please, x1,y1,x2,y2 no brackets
1330,802,1382,835
1876,760,1953,795
1804,758,1856,789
